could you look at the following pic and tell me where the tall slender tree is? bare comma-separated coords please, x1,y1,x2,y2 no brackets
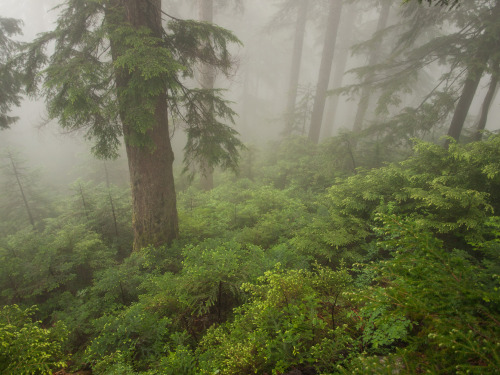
23,0,242,251
308,0,343,144
352,0,392,132
284,0,309,137
473,70,499,141
445,0,500,145
322,2,357,138
6,151,35,229
197,0,216,191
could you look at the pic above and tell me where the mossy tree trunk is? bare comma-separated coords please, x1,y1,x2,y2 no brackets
109,0,179,250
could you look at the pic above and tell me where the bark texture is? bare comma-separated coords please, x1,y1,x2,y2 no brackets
308,0,343,144
110,0,179,250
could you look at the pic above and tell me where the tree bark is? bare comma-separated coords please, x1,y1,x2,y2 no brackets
109,0,179,251
322,3,356,138
445,49,490,144
308,0,343,144
445,1,500,145
472,71,498,141
199,0,215,191
352,0,392,132
284,0,309,137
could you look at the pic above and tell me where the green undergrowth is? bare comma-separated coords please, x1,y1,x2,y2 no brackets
1,135,500,374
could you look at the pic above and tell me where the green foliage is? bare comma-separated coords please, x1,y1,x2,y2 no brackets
0,305,67,374
179,239,266,320
0,150,54,233
52,252,150,358
66,179,133,255
292,135,500,265
343,214,500,374
22,0,243,170
178,180,314,250
1,131,500,374
85,303,172,372
0,221,114,314
259,136,351,191
0,17,22,129
196,265,356,374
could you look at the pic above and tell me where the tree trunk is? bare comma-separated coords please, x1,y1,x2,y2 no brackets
445,50,490,144
284,0,309,137
109,0,179,251
322,3,356,138
445,1,500,145
8,151,35,229
472,71,498,142
352,0,392,132
199,0,215,191
308,0,343,144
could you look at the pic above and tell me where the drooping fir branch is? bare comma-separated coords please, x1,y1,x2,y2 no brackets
404,0,461,8
176,86,244,175
337,0,494,132
0,17,23,129
20,0,243,171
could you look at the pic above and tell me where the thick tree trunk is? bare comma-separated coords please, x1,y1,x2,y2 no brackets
473,72,498,142
124,94,178,251
308,0,343,144
322,3,356,138
352,0,391,132
110,0,179,251
199,0,215,191
284,0,309,137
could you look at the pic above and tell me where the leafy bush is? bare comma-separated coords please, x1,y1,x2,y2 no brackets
293,136,500,266
343,214,500,374
0,305,67,374
196,265,357,374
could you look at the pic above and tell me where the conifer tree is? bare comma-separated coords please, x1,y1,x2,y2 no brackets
322,2,357,138
352,0,392,132
0,17,22,129
197,0,216,191
472,70,498,141
0,150,51,233
284,0,309,137
445,0,500,145
22,0,242,250
338,0,499,148
308,0,343,144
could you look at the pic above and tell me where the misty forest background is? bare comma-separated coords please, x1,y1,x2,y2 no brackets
1,0,500,374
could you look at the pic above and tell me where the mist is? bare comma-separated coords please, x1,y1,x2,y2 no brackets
1,1,499,374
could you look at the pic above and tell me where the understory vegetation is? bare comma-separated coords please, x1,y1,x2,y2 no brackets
1,134,499,374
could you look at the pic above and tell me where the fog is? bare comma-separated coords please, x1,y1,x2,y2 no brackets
1,0,499,191
1,2,500,372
